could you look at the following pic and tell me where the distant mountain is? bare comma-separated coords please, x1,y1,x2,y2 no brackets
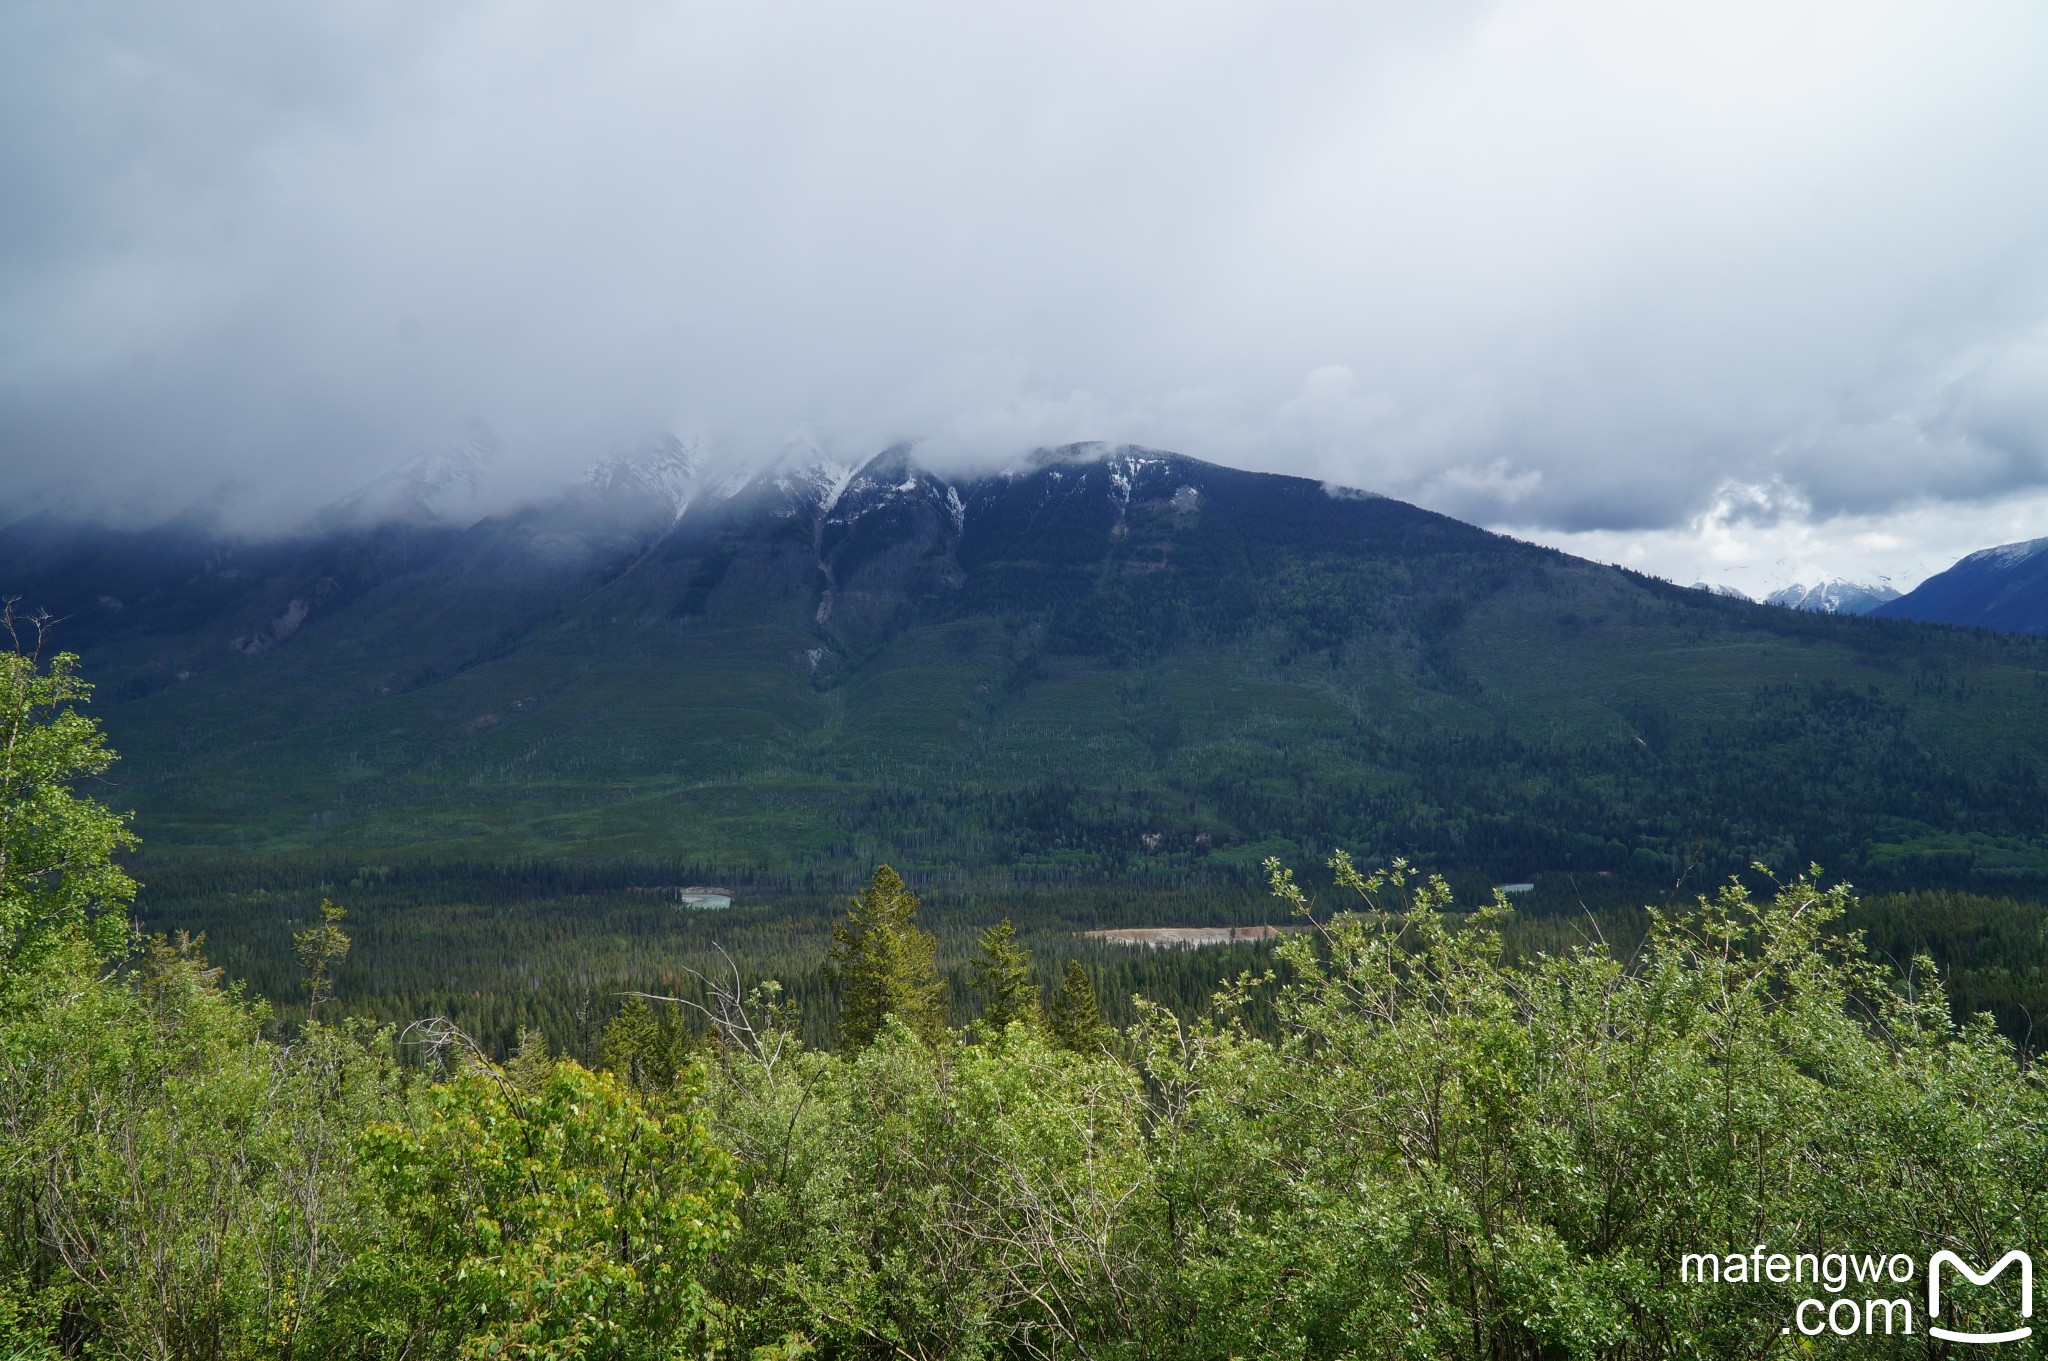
1764,579,1901,615
318,438,491,530
7,443,2048,892
581,434,710,529
1689,582,1752,601
1873,537,2048,634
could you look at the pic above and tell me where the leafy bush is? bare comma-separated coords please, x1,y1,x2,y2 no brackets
691,857,2048,1358
0,934,397,1359
323,1036,739,1360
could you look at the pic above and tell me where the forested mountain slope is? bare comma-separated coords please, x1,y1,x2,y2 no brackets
9,444,2048,891
1875,535,2048,634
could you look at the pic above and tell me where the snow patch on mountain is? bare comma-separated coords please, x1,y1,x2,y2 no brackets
710,466,759,502
749,448,861,518
1690,581,1753,601
821,450,956,526
1961,536,2048,569
794,460,860,514
583,434,709,525
321,439,489,529
1107,452,1163,505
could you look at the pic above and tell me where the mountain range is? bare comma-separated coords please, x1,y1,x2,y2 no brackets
6,443,2048,893
1764,579,1901,615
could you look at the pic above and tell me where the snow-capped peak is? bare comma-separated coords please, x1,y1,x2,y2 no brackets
768,457,859,514
321,437,488,528
1765,578,1901,616
734,430,858,516
1690,581,1753,601
584,434,707,525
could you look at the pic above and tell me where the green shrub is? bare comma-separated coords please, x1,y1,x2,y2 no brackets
327,1039,739,1360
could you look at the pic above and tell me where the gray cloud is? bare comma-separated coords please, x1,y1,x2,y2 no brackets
5,0,2048,569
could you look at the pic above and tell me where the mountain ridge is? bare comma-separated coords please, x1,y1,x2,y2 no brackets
7,443,2048,892
1764,578,1901,615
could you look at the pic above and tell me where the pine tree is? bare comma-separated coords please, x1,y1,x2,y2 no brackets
293,899,349,1019
970,917,1040,1038
827,865,947,1050
1048,958,1111,1054
601,995,697,1094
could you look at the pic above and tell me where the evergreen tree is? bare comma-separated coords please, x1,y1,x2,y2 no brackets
293,899,349,1019
826,864,947,1050
1048,958,1111,1053
601,995,697,1094
969,917,1040,1038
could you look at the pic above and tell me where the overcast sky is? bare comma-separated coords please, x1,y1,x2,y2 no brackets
4,1,2047,591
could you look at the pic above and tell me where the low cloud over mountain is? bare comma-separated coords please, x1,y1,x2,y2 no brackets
5,2,2048,593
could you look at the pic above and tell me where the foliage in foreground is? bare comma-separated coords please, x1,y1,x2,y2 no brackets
689,859,2048,1359
0,933,393,1359
325,1031,738,1360
1,642,744,1360
0,619,135,976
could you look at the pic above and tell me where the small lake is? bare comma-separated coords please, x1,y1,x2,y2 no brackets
627,885,734,909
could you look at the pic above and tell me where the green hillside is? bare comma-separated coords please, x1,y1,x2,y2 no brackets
4,447,2041,894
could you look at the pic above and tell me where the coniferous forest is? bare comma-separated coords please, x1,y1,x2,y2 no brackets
13,619,2048,1358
